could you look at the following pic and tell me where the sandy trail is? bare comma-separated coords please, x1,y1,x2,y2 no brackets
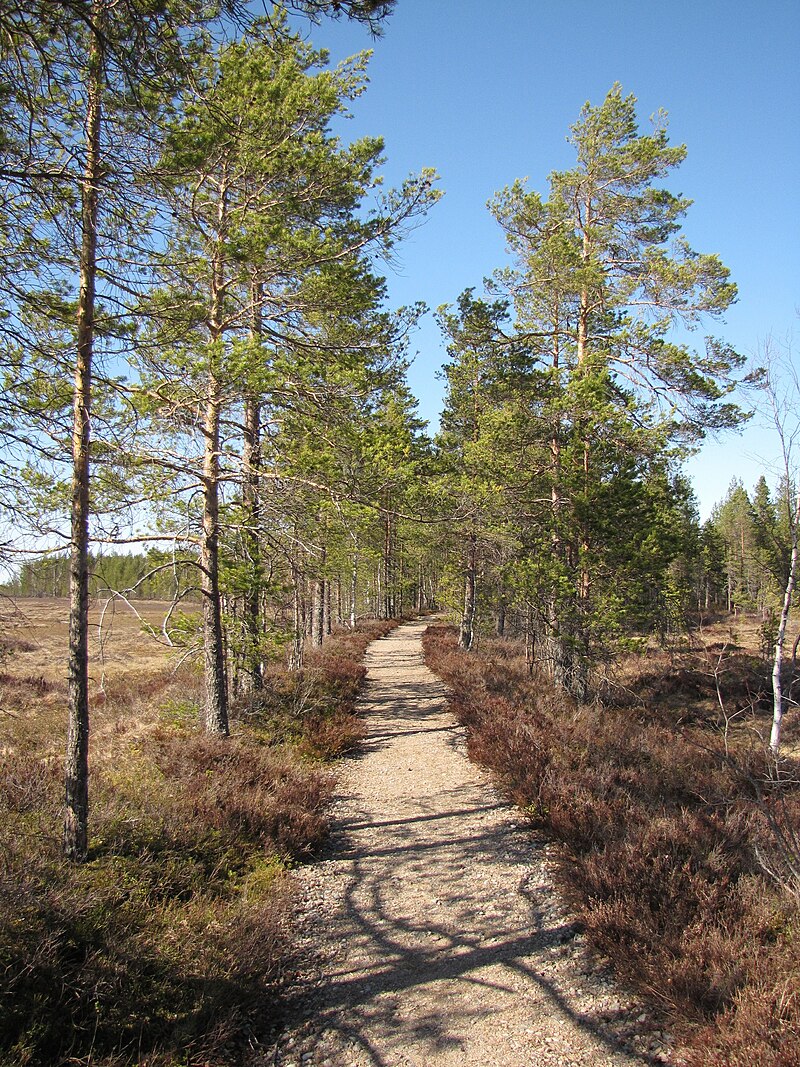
268,619,670,1067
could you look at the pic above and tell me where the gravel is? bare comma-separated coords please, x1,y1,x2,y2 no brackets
260,620,676,1067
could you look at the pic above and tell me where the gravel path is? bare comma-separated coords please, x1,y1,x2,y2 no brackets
265,620,674,1067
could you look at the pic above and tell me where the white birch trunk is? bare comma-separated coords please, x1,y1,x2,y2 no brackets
770,490,800,753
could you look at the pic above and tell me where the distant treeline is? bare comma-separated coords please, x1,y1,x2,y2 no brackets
5,550,200,601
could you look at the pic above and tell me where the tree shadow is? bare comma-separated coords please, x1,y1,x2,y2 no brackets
271,623,665,1066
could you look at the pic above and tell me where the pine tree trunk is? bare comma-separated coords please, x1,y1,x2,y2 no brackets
289,563,304,671
496,597,506,636
525,610,535,675
311,578,324,647
241,278,264,692
242,391,263,692
349,556,357,629
382,512,392,619
201,359,229,735
65,8,103,862
311,545,325,648
324,576,332,636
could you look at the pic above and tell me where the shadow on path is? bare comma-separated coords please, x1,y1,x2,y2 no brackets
275,620,664,1067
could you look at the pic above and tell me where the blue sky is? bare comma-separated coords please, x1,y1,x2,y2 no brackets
303,0,799,519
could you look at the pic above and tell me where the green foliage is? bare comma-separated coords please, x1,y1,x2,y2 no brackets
433,84,744,690
708,477,797,616
4,550,198,601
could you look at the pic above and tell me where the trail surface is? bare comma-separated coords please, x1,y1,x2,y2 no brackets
267,620,672,1067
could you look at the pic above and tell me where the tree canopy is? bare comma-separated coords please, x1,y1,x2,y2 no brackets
4,26,798,861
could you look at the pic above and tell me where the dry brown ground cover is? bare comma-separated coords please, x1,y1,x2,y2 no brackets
423,619,800,1067
0,595,396,1067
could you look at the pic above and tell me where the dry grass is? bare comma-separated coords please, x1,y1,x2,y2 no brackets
0,597,398,1067
0,596,193,756
424,620,800,1067
599,612,800,755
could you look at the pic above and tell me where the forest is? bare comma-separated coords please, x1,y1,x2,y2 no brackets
1,2,798,1066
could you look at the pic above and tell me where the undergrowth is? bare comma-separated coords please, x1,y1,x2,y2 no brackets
423,624,800,1066
0,617,397,1067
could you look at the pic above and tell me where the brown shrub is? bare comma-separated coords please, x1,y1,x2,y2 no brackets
298,710,367,761
97,669,173,709
0,753,60,813
0,635,36,655
684,956,800,1067
423,622,800,1062
0,671,61,699
0,738,312,1065
145,731,335,860
234,618,397,760
0,609,389,1065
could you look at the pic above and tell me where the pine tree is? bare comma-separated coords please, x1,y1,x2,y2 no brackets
0,0,403,857
436,289,524,649
487,85,743,694
133,23,438,726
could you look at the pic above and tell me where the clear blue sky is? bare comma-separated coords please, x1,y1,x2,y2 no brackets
303,0,800,520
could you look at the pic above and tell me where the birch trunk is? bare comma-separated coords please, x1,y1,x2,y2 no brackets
459,533,477,650
770,490,800,753
201,177,229,736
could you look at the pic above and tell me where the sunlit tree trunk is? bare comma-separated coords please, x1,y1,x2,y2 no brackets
65,6,103,862
459,533,477,650
241,278,264,692
311,544,325,647
201,351,228,734
201,178,229,736
381,509,392,618
349,551,358,628
289,561,304,670
324,575,332,636
771,490,800,753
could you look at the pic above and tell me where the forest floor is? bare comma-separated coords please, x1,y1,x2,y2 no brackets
263,618,672,1067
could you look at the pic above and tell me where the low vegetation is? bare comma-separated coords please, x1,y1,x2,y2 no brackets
423,621,800,1066
0,598,395,1067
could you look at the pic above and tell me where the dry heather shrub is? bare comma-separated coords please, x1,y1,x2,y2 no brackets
0,612,386,1065
146,731,335,859
321,617,397,658
298,709,367,760
423,622,800,1062
0,742,309,1065
97,668,174,710
570,811,761,1017
683,946,800,1067
0,846,292,1065
0,635,36,655
0,753,59,813
235,619,396,758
